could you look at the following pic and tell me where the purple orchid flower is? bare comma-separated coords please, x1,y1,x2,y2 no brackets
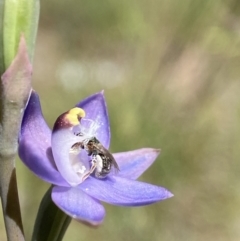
19,90,173,226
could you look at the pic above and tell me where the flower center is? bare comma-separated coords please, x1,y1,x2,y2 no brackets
52,107,94,186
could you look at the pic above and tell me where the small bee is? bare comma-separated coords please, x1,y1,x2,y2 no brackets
81,137,120,178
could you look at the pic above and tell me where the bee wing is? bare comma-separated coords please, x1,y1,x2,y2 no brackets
108,152,120,171
105,151,120,174
96,143,120,172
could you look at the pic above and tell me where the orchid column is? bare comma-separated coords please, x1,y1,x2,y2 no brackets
0,0,39,240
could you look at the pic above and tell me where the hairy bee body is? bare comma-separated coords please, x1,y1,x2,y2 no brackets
81,137,120,178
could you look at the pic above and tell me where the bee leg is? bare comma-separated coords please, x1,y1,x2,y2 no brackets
89,155,98,174
81,171,91,182
81,156,98,182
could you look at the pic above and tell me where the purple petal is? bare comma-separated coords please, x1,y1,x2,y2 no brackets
76,92,110,148
80,176,173,206
114,148,160,180
51,108,91,187
18,91,68,186
52,186,105,226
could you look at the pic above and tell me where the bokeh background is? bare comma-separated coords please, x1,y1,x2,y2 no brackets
2,0,240,240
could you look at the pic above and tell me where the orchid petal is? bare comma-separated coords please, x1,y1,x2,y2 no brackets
80,176,173,206
114,148,160,180
52,186,105,226
19,91,68,186
51,108,91,187
76,92,110,148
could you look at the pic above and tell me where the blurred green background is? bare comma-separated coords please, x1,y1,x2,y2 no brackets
2,0,240,240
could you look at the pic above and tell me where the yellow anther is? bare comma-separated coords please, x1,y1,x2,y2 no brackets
66,107,86,126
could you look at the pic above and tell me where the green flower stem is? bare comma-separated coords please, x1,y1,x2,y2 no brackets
0,166,24,241
0,37,32,241
32,187,72,241
3,0,39,69
0,0,4,77
0,0,39,240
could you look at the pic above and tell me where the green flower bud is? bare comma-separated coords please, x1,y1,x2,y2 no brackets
2,0,39,72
